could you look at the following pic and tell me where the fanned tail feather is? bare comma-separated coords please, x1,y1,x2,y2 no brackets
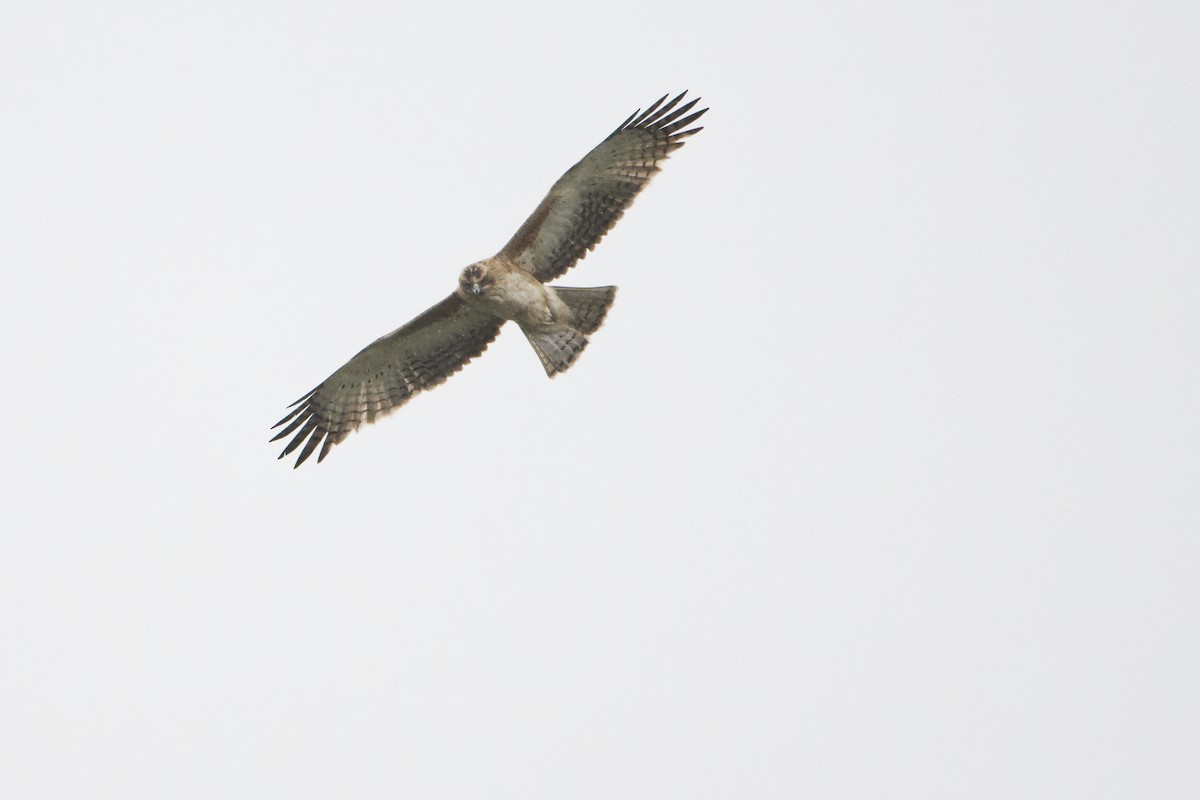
522,326,589,377
553,286,617,334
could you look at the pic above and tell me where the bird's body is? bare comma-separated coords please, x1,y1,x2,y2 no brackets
457,257,567,329
272,92,706,467
457,256,610,376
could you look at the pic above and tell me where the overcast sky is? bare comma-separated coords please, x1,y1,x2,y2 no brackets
2,1,1198,797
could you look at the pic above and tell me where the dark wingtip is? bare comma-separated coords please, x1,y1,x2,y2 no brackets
614,92,706,136
613,107,640,134
629,93,670,128
287,386,319,408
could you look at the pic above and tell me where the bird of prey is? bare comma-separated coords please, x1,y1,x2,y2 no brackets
271,91,706,467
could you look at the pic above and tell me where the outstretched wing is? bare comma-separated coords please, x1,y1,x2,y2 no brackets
271,295,503,467
499,91,706,283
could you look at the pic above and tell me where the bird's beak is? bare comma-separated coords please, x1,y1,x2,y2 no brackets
471,283,481,296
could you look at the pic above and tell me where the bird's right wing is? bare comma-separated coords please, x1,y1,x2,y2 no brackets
271,294,503,467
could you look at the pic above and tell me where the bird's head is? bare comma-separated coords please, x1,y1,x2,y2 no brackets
459,263,494,297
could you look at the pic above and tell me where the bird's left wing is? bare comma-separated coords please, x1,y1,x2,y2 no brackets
271,295,503,467
498,91,706,283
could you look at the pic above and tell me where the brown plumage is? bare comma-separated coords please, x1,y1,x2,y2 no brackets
272,92,705,467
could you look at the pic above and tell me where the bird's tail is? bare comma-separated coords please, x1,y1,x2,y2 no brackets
552,286,617,334
522,326,590,377
521,286,616,377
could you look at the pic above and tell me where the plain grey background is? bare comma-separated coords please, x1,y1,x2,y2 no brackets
2,1,1197,797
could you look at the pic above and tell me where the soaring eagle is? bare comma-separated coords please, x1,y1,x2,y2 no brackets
272,92,706,467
